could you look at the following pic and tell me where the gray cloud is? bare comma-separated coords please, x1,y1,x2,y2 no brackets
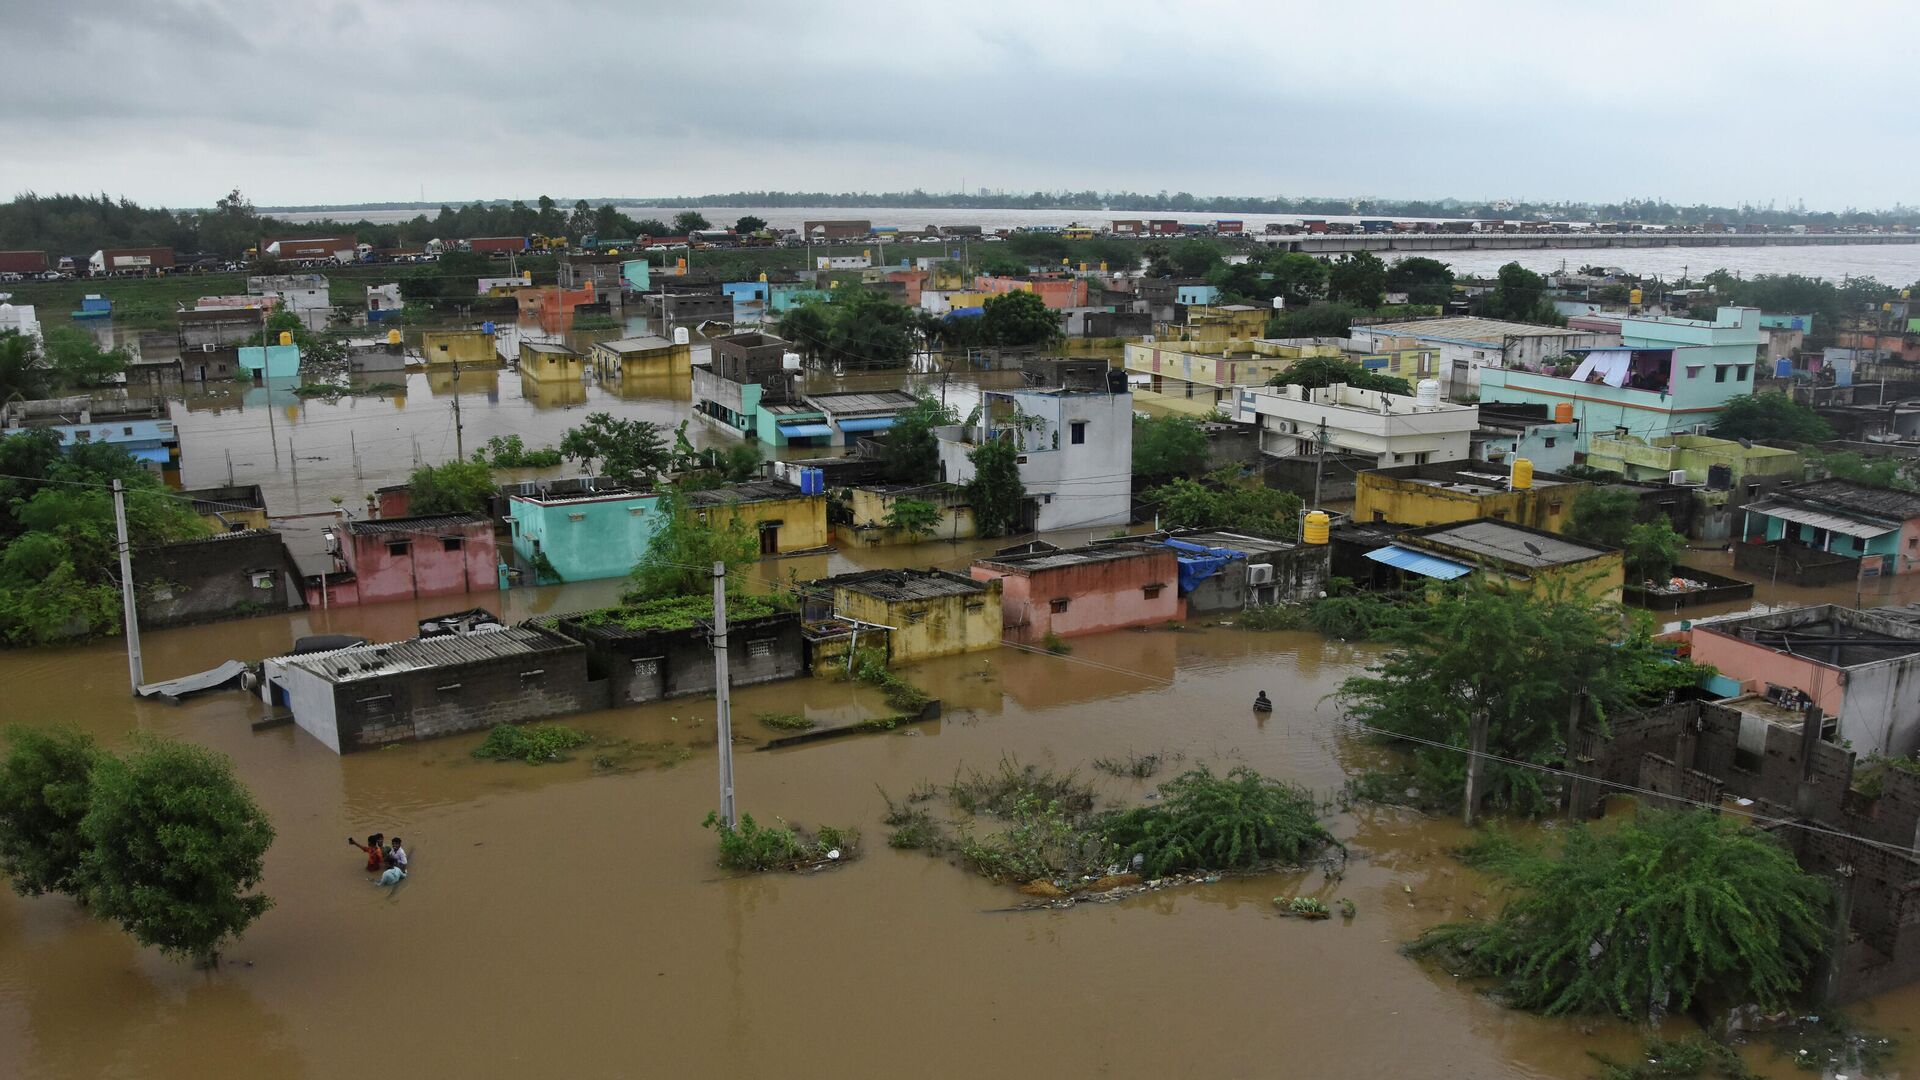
0,0,1910,209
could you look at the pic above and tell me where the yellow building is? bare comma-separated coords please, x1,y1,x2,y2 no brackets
839,483,975,547
821,568,1003,662
518,341,583,383
1378,519,1623,605
1354,463,1590,533
418,329,499,367
181,485,269,531
683,480,828,555
589,334,692,377
1171,304,1269,343
1350,347,1440,381
1123,339,1320,408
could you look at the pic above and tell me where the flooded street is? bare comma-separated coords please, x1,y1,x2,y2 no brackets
3,560,1917,1078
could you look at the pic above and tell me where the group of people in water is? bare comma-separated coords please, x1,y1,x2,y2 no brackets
349,833,409,886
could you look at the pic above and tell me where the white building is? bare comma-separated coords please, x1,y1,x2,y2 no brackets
1347,316,1618,396
936,387,1133,533
816,254,872,271
0,302,41,346
1233,381,1478,468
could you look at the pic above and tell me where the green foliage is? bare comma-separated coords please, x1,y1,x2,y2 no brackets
702,812,854,872
0,727,102,897
882,396,957,484
1409,811,1830,1018
1385,256,1456,306
406,457,495,514
672,210,711,234
1326,251,1388,308
1711,391,1832,444
1209,250,1328,307
959,793,1113,883
1624,519,1684,582
1267,355,1413,395
965,438,1027,538
1338,579,1711,815
734,215,768,234
1814,450,1913,490
1475,262,1562,324
852,648,932,713
1040,630,1071,654
624,491,759,603
1264,301,1362,338
1282,896,1330,918
884,497,941,540
756,712,815,732
40,326,130,390
79,737,274,963
1588,1036,1755,1080
579,590,784,633
1564,487,1639,548
0,329,48,401
471,723,592,764
1236,603,1309,630
473,434,564,469
780,288,918,370
1102,765,1334,878
1146,474,1301,535
1091,751,1168,779
558,412,669,484
978,289,1064,348
1132,414,1210,484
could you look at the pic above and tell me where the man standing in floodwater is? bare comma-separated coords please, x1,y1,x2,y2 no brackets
387,837,409,873
349,834,385,872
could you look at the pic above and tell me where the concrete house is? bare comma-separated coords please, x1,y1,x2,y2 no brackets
2,396,181,486
817,569,1003,662
970,544,1181,644
839,483,975,547
1354,461,1586,533
134,529,305,628
548,608,804,706
590,335,691,378
556,254,629,293
518,341,583,384
1741,479,1920,577
1349,316,1617,395
683,480,827,555
1362,518,1623,603
1472,402,1583,473
1095,529,1332,610
181,484,269,531
935,386,1134,532
319,513,499,607
262,625,598,754
1123,339,1312,413
419,329,499,367
177,306,264,350
1234,381,1479,477
508,488,661,583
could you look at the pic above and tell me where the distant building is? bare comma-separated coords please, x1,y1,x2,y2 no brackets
365,282,403,322
1,395,180,485
517,341,582,384
557,254,628,293
0,301,40,344
970,544,1181,644
237,343,300,379
247,273,330,313
815,254,872,271
935,385,1135,532
419,329,497,367
815,568,1003,662
1348,316,1617,395
802,219,871,242
972,275,1090,310
591,334,691,378
1741,479,1920,577
1234,381,1478,470
1124,339,1320,412
1354,461,1586,532
319,513,499,607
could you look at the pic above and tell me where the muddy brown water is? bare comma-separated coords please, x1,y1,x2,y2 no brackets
4,565,1918,1078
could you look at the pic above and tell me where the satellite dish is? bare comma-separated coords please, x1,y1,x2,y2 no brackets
1523,541,1543,556
1738,438,1754,449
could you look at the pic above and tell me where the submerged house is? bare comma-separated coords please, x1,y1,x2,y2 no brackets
547,607,804,706
969,544,1180,644
1094,529,1331,611
815,569,1003,662
313,513,500,607
507,487,661,583
1740,480,1920,579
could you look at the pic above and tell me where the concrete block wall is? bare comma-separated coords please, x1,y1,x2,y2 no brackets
333,648,605,752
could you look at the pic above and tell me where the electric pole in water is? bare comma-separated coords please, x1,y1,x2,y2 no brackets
1311,417,1328,508
711,561,737,828
451,357,464,460
113,479,144,693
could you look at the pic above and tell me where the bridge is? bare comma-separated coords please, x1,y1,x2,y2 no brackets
1271,232,1920,254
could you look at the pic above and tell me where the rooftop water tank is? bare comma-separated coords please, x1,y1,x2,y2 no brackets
1415,379,1441,408
1554,401,1575,424
1511,457,1534,490
1302,510,1330,545
672,327,690,346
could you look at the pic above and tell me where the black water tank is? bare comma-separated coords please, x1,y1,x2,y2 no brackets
1706,463,1733,490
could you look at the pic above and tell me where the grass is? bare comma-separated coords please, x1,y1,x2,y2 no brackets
575,592,786,633
756,712,815,732
851,647,932,715
1040,630,1071,654
471,723,591,764
703,812,858,873
1091,750,1177,779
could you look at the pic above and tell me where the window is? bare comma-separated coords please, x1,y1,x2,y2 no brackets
386,540,411,557
1685,365,1703,379
1493,508,1510,519
123,426,134,436
1543,437,1556,448
441,537,463,552
519,669,546,683
1735,365,1752,381
1050,598,1070,614
1144,584,1164,599
965,601,984,613
1714,365,1729,383
905,608,926,624
1746,484,1760,497
1070,420,1087,445
1372,510,1386,523
746,639,773,659
1548,501,1563,514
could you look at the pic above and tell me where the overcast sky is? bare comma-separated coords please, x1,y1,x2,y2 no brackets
1,0,1907,211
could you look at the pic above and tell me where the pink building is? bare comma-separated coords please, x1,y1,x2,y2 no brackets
309,513,499,607
971,274,1090,311
970,544,1181,645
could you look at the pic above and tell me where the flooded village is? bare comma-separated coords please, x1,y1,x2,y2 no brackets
17,7,1920,1078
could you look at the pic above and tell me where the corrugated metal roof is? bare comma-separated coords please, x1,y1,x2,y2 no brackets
1786,479,1920,521
1362,316,1589,342
280,626,573,682
1365,545,1473,580
682,481,806,507
1744,501,1895,540
346,513,490,535
1417,520,1609,568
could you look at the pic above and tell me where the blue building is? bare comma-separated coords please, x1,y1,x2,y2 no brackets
1175,284,1221,307
238,343,301,379
3,398,182,485
507,488,663,583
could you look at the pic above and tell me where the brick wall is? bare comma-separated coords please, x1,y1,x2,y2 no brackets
558,612,804,705
332,645,605,752
134,530,304,628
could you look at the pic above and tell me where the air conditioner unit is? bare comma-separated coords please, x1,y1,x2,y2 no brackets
1691,424,1709,435
1668,469,1688,485
1247,564,1275,586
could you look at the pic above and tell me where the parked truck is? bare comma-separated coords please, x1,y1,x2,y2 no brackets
467,236,530,255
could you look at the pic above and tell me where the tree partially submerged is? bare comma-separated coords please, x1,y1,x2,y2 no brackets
965,439,1027,538
623,491,758,602
406,458,495,515
0,726,102,897
1104,765,1335,877
1409,811,1830,1018
1132,414,1209,485
882,396,956,484
559,412,670,486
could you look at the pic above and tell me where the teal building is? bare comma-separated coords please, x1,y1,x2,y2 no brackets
507,488,661,583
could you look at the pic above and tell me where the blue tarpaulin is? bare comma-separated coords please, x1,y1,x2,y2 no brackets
778,423,833,438
837,416,895,433
1157,538,1247,593
1364,545,1472,580
946,307,984,319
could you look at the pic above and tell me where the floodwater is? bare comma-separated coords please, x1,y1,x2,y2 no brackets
3,557,1920,1078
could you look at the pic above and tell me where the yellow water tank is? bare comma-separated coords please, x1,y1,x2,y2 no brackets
1511,457,1534,490
278,330,293,346
758,272,767,282
1302,510,1330,545
386,329,401,345
1553,401,1574,424
1628,288,1643,305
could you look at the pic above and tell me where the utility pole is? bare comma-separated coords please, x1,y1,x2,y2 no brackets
225,447,234,486
711,560,737,828
1463,708,1489,827
112,479,144,693
1311,417,1328,508
452,357,465,460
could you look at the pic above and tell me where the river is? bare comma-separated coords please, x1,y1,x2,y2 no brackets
1,543,1918,1078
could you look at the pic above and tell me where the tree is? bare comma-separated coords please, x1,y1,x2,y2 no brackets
80,737,275,965
1267,355,1412,396
883,396,957,484
1712,390,1833,443
558,412,669,485
884,498,941,541
1562,487,1638,549
672,210,711,234
633,218,670,238
1146,476,1301,534
536,194,564,235
568,199,594,234
966,439,1027,538
1170,238,1225,278
775,301,832,365
1815,450,1913,490
734,215,767,235
1410,811,1829,1018
1265,302,1362,338
1326,251,1387,308
406,459,496,515
1623,519,1683,582
40,327,129,390
624,491,758,602
0,329,48,403
1338,579,1708,815
0,726,102,897
1132,414,1209,484
1385,256,1455,306
978,289,1063,348
1477,262,1558,323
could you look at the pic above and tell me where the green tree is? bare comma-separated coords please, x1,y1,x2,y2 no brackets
1326,251,1387,308
1170,238,1225,278
1815,450,1912,490
624,491,758,602
633,218,670,237
884,498,941,540
1711,390,1833,443
672,210,711,234
558,412,669,485
1265,302,1362,338
80,737,275,965
406,458,496,515
966,439,1027,538
0,329,48,403
1477,262,1559,323
978,289,1063,348
883,396,957,484
1132,414,1209,485
41,327,129,390
1385,256,1455,306
1562,487,1638,548
1267,355,1412,395
733,215,768,234
775,301,832,365
0,726,102,897
1623,519,1683,582
1146,476,1301,535
1338,580,1708,815
1409,811,1829,1017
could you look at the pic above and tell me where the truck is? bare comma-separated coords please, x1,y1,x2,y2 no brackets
467,236,530,255
0,250,49,275
89,247,176,276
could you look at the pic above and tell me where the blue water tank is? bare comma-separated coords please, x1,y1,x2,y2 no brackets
482,321,496,334
1775,357,1793,378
